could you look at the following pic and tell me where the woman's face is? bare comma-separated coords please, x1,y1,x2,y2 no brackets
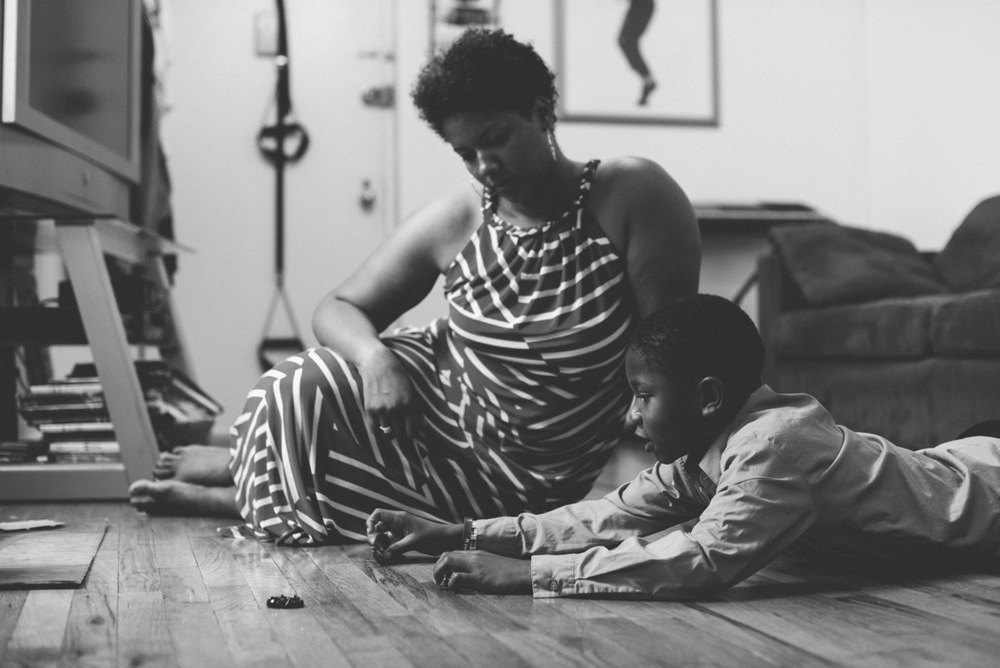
440,109,552,205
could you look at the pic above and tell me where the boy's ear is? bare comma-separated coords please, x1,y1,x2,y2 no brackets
697,377,725,418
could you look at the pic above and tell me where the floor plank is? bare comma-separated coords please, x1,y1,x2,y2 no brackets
592,598,829,666
5,589,75,666
492,628,639,668
62,579,117,667
164,600,236,668
0,590,29,666
118,591,175,667
54,504,118,668
188,534,290,668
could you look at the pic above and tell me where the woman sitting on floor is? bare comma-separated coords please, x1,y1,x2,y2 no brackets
128,28,701,545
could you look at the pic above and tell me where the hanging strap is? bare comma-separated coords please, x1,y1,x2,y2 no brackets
255,0,309,370
257,283,306,371
255,0,309,172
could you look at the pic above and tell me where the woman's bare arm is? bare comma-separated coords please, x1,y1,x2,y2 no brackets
311,183,479,434
590,156,701,318
313,183,478,353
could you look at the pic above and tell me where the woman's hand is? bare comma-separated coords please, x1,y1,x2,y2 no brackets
366,509,463,560
433,551,533,595
358,348,420,439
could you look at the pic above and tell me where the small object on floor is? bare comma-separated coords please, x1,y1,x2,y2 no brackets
371,532,394,565
266,594,304,609
0,519,64,532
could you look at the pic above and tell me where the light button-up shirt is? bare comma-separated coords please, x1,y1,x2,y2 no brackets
476,386,1000,599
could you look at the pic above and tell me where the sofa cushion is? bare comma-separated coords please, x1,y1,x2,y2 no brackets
934,195,1000,292
930,289,1000,356
770,223,947,307
772,294,953,359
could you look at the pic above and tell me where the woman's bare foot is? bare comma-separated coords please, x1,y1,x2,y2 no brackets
129,480,240,518
153,445,233,487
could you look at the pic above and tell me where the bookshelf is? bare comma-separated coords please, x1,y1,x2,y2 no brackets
0,217,193,501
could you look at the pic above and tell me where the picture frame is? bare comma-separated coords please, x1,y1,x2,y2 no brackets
429,0,501,53
554,0,719,126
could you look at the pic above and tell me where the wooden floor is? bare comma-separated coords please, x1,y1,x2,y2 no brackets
4,453,1000,667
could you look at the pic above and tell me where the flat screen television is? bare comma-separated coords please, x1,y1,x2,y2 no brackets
0,0,140,218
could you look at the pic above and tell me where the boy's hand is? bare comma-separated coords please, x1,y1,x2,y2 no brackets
366,508,462,560
433,551,532,595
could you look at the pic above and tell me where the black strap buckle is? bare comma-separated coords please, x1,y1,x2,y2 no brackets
256,121,310,164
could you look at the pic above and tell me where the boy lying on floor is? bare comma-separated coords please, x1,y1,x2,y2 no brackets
366,294,1000,599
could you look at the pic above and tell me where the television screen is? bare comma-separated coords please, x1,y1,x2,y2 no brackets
27,0,132,161
2,0,140,183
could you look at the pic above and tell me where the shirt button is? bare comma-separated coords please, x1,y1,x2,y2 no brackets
549,580,560,592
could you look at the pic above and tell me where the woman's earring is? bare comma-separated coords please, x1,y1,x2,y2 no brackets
469,177,484,197
547,130,557,161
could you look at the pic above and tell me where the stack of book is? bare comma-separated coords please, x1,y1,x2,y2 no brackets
17,361,223,463
18,378,116,463
0,441,48,464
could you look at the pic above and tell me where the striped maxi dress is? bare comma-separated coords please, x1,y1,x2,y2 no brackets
228,160,636,544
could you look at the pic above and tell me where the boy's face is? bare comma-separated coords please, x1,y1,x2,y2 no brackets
625,350,704,464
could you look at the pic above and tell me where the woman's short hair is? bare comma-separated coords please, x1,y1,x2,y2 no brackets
411,28,557,135
629,294,765,400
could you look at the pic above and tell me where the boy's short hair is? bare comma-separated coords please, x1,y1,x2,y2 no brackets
629,294,765,400
411,28,557,136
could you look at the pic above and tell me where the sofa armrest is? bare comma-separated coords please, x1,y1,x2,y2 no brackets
757,251,781,383
757,249,806,383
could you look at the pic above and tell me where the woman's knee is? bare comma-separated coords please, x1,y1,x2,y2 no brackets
256,348,355,393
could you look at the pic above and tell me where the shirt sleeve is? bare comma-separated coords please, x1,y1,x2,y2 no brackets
475,461,708,567
530,442,821,599
477,462,708,556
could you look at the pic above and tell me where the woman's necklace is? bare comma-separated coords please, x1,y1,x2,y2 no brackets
496,161,583,227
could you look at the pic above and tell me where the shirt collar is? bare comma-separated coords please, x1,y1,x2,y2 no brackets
691,384,774,484
698,383,779,485
697,429,726,484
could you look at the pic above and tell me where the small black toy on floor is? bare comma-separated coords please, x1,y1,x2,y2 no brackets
266,594,304,609
371,532,396,565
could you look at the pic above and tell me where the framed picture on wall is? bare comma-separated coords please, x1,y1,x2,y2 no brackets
429,0,501,53
554,0,719,126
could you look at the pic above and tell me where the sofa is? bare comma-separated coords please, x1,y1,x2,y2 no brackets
757,195,1000,451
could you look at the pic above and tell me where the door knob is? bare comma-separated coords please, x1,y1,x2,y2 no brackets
359,179,376,212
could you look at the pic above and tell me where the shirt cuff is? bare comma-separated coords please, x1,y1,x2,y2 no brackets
530,554,578,598
475,516,524,557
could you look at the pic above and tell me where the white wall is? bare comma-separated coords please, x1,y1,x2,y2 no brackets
160,0,1000,435
863,1,1000,246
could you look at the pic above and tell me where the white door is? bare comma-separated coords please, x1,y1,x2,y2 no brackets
282,0,397,327
161,0,396,431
